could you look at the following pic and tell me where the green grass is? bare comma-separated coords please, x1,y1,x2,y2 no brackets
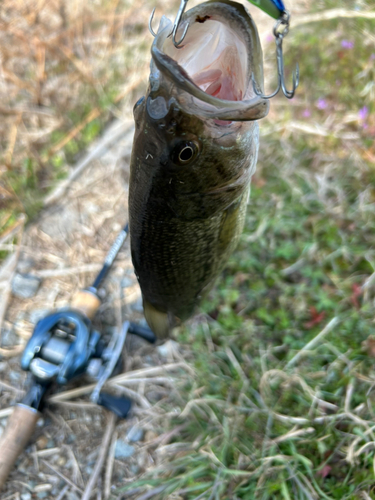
117,162,375,498
116,5,375,499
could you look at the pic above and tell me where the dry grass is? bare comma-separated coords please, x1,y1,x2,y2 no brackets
0,0,156,225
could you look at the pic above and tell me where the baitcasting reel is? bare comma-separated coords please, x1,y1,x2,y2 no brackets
20,299,156,416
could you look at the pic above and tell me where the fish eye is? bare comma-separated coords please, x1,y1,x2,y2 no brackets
179,145,194,162
172,141,199,165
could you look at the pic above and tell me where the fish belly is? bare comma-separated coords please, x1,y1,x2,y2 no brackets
130,186,249,337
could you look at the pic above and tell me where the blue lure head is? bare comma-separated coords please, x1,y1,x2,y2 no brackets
246,0,285,19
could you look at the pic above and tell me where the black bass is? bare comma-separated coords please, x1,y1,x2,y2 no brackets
129,0,269,337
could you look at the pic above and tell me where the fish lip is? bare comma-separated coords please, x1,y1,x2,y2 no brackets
150,0,270,122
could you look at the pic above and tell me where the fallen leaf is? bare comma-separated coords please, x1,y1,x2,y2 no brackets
362,335,375,358
303,307,326,329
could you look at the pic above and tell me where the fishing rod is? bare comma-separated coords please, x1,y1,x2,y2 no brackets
0,222,156,490
149,0,299,99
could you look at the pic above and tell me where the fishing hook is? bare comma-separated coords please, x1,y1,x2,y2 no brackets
149,8,158,37
170,0,189,48
253,10,299,99
148,0,189,48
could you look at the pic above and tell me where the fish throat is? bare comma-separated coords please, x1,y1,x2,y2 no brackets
163,18,248,102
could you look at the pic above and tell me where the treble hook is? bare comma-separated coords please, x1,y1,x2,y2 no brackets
148,0,189,48
253,10,299,99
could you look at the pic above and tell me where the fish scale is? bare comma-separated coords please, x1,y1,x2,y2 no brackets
131,194,248,318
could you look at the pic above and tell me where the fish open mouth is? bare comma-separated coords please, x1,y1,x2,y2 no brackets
163,18,248,102
150,1,269,121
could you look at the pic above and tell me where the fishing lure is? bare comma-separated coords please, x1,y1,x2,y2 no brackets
246,0,285,20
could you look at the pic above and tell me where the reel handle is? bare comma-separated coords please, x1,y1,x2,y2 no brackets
0,405,41,490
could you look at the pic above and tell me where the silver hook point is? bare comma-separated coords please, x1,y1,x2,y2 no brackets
172,22,189,48
149,8,157,38
281,61,299,99
170,0,189,48
252,72,281,100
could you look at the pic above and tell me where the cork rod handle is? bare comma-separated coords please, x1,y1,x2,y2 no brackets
0,405,40,490
71,290,101,321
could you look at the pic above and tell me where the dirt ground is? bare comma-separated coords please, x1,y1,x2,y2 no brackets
0,2,310,498
0,114,192,500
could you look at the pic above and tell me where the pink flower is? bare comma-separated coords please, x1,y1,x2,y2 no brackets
358,106,369,130
358,106,369,121
303,109,311,118
316,99,328,110
317,465,332,479
341,40,354,49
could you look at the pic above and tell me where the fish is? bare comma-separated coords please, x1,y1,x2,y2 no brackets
128,0,269,337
